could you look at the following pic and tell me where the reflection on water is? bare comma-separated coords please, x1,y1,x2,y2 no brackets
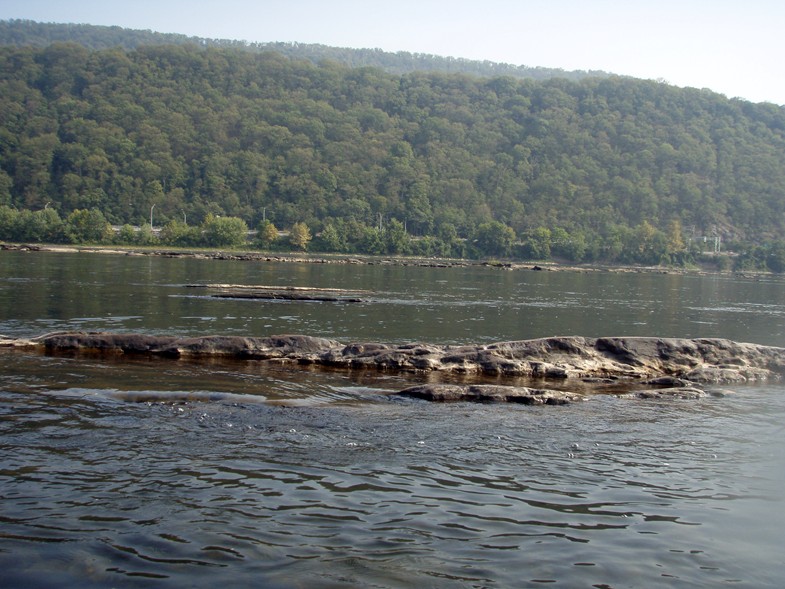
1,352,784,588
2,251,785,587
1,251,785,345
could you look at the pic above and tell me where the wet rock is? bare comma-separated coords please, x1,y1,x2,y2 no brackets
320,342,446,371
622,387,707,400
705,388,734,398
211,292,364,302
162,334,342,362
682,365,772,384
25,332,341,363
4,332,784,400
642,376,693,387
39,332,180,354
394,384,583,404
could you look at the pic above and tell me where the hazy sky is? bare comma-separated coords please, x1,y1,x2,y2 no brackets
2,0,783,105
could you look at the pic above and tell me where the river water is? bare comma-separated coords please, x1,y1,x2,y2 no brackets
1,250,784,588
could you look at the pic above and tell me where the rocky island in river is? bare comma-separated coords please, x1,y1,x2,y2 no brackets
2,332,784,404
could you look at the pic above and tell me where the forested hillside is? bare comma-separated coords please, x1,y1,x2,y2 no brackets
0,19,607,81
1,29,785,268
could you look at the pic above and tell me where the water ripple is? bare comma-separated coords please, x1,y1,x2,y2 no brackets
2,367,784,587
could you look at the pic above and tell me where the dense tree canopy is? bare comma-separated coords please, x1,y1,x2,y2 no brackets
0,19,608,82
0,23,784,269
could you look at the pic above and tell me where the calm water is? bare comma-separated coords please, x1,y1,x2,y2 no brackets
1,250,784,588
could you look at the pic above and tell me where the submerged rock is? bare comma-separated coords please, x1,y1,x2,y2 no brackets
186,283,367,303
394,384,583,404
620,387,708,400
211,292,364,302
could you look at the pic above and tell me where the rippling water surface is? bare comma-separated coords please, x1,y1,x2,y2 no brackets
1,251,785,587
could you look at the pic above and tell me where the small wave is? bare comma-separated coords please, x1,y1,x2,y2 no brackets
102,389,268,405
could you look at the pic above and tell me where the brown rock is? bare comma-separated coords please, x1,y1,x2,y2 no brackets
394,384,583,404
623,387,707,400
4,332,783,396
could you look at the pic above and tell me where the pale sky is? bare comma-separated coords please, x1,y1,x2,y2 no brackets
1,0,783,105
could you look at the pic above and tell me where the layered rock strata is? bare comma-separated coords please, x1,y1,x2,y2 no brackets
2,332,784,402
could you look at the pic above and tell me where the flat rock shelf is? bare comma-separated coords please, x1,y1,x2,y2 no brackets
185,283,368,302
3,332,784,404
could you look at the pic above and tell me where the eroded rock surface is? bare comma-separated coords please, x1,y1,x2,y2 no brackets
2,332,784,403
395,384,583,404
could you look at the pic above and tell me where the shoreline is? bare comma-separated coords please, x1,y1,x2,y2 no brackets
0,242,772,279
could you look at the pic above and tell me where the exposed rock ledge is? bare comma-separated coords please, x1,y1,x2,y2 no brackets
2,332,784,403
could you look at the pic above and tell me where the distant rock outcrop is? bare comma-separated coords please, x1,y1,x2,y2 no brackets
3,332,784,403
185,283,367,302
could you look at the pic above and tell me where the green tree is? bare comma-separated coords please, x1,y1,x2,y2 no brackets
0,205,19,239
289,221,312,251
201,214,248,248
664,219,689,265
632,221,669,265
64,208,111,243
10,208,65,243
734,245,767,271
159,220,188,246
315,222,347,252
475,221,515,258
356,225,384,255
767,241,785,273
384,218,410,254
135,223,158,246
2,37,785,263
115,224,137,244
551,227,587,262
0,169,12,206
523,226,552,260
35,208,65,243
256,219,278,249
666,219,686,253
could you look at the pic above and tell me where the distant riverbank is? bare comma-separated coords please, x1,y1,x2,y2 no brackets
0,241,773,279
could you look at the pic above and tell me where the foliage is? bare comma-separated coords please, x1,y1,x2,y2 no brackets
520,227,551,260
289,222,312,251
474,221,516,258
767,241,785,273
133,223,157,246
256,219,278,248
158,219,200,247
733,241,785,273
313,222,346,252
0,19,610,82
0,28,784,266
64,208,111,243
201,214,248,248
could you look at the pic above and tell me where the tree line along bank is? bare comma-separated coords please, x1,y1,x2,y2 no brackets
2,205,784,272
1,41,785,271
